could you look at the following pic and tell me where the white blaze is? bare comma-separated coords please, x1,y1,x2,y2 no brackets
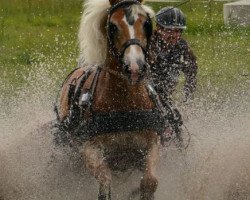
122,14,145,70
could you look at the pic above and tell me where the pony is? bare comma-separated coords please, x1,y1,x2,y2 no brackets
56,0,167,199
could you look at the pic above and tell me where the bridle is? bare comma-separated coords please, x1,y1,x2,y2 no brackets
106,0,152,66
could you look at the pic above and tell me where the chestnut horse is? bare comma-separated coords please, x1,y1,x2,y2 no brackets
56,0,166,199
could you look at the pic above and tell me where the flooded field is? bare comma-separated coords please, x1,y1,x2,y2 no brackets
0,63,249,200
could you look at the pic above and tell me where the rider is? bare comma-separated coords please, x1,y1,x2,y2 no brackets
148,7,198,145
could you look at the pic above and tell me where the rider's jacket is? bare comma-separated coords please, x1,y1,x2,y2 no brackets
148,31,198,102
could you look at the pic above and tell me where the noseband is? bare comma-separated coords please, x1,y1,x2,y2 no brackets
106,0,152,65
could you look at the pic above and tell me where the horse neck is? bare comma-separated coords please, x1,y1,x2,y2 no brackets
93,56,153,111
104,57,129,90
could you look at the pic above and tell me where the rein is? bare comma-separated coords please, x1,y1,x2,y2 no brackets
102,63,150,83
102,67,129,80
155,0,191,18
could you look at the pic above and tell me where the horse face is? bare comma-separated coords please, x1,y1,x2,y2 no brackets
107,2,152,84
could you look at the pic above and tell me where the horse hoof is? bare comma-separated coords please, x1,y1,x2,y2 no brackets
98,193,111,200
98,185,111,200
140,177,158,200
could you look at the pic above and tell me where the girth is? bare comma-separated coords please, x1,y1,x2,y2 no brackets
73,109,165,139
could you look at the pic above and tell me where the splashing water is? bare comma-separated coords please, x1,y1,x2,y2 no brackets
0,60,249,200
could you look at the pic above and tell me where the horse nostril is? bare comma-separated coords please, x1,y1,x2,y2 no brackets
122,60,147,83
137,59,147,74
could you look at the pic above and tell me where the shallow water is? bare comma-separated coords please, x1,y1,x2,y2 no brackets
0,66,249,200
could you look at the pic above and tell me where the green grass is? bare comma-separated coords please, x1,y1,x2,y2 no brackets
0,0,81,93
0,0,249,101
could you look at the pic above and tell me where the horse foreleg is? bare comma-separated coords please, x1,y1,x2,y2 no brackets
83,141,111,200
140,137,159,200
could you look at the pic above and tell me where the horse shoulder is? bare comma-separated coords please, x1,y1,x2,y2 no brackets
59,67,86,121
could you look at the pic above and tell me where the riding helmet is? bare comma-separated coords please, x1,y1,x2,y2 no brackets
155,7,186,29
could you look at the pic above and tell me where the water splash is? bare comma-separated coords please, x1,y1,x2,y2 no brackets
0,61,249,200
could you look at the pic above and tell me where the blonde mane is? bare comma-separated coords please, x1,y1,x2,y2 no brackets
78,0,154,66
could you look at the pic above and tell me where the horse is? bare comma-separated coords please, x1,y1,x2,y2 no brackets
55,0,167,199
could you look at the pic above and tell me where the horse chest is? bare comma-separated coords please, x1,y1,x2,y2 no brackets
93,81,153,112
56,67,166,143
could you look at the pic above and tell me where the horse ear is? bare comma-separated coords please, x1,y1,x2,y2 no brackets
109,0,119,5
109,0,144,5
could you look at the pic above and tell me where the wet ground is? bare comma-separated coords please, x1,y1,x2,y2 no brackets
0,78,249,200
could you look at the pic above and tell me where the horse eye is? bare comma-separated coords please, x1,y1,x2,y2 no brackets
109,23,118,36
143,20,153,40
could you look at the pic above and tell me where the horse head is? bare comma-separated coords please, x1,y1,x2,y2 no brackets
106,0,153,84
78,0,154,84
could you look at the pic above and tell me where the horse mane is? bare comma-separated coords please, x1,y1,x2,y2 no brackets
78,0,155,67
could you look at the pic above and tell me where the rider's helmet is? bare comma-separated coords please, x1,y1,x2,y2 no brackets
155,7,186,30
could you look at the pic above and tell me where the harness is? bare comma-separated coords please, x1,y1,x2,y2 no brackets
54,66,183,144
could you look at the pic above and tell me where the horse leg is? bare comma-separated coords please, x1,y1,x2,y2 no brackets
140,138,159,200
83,141,111,200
